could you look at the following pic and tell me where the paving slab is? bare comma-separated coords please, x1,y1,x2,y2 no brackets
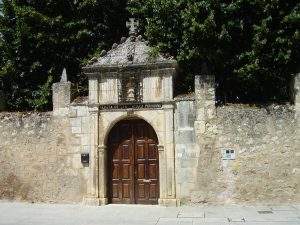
178,206,205,218
157,218,193,225
0,201,300,225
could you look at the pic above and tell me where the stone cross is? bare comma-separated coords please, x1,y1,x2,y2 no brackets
126,18,139,36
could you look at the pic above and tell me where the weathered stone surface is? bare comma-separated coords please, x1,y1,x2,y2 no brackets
0,112,87,203
174,81,298,205
186,104,299,204
215,104,298,204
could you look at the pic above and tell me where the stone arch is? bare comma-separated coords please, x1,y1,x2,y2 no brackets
86,108,177,206
102,114,163,147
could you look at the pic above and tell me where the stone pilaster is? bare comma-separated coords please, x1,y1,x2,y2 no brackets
52,81,71,117
83,106,100,205
158,104,178,206
157,145,166,200
98,145,108,205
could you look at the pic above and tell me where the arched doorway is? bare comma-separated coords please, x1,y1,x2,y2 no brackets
106,119,159,204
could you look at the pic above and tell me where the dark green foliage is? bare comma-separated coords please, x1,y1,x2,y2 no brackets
129,0,300,103
0,0,128,110
0,0,299,110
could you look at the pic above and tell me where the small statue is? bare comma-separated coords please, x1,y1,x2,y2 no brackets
126,78,135,101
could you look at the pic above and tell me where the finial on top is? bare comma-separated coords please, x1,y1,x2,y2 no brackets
60,68,68,82
126,18,139,36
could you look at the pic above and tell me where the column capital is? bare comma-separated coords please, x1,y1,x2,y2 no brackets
89,106,99,115
98,145,107,154
158,145,164,152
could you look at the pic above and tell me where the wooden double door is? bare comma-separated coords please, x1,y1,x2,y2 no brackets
107,119,159,204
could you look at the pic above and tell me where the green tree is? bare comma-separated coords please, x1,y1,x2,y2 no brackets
0,0,128,110
129,0,300,103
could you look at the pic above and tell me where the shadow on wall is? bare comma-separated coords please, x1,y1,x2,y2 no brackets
0,173,30,201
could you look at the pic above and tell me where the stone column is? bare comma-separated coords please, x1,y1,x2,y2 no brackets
52,79,71,117
158,104,178,206
84,106,101,205
158,145,166,200
98,145,108,205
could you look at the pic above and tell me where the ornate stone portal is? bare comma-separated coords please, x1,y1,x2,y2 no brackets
2,19,298,206
82,19,178,206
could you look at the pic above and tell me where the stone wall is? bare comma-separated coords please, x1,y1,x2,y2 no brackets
175,101,299,204
214,105,298,203
0,78,299,205
0,112,87,203
0,103,298,205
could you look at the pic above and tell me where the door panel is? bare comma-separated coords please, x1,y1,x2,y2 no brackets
108,119,159,204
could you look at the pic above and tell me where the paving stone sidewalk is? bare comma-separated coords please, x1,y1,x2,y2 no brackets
0,201,299,225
